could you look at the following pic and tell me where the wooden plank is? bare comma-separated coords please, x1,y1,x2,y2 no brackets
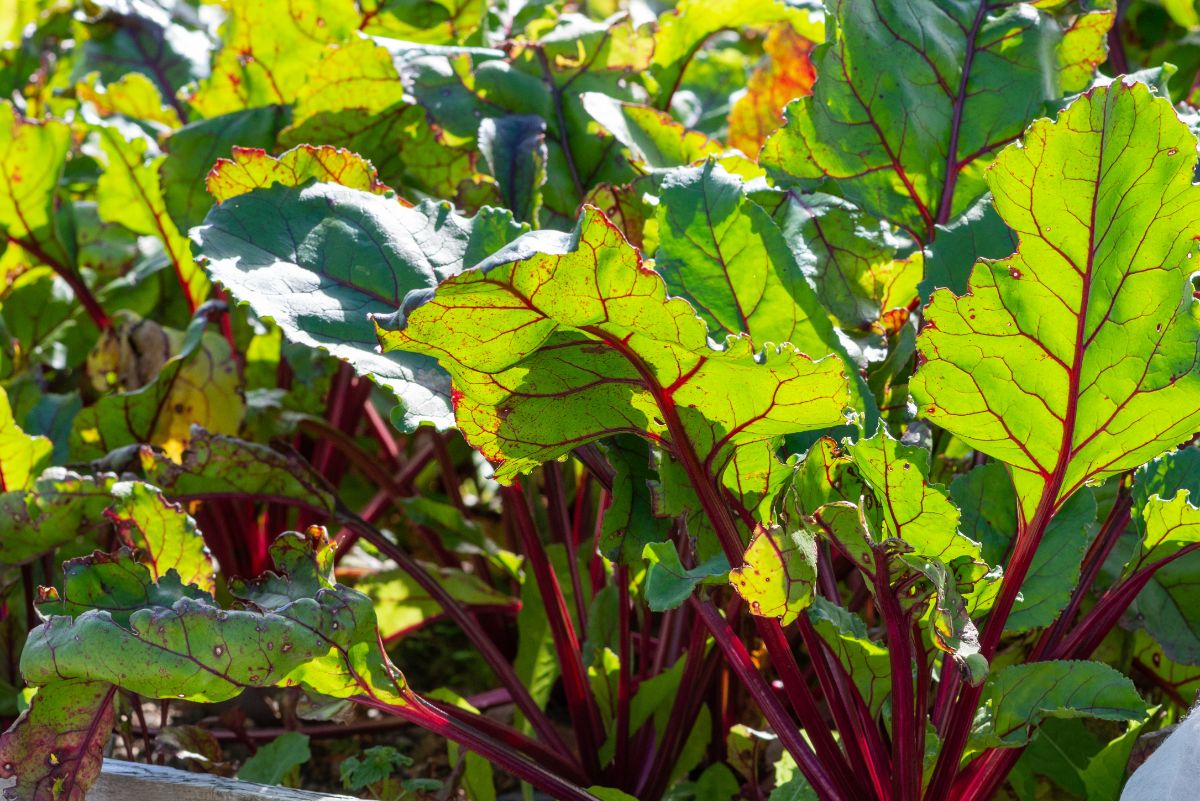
0,759,363,801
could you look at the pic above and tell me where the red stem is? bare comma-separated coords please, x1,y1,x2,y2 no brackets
503,481,605,779
692,597,846,801
367,694,601,801
874,551,918,801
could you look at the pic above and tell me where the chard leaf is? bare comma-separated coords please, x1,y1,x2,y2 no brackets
0,101,73,271
755,191,921,336
0,471,117,565
913,81,1200,516
94,126,208,311
21,531,408,705
727,24,815,156
277,38,476,198
582,94,725,170
600,434,672,562
655,161,849,361
974,660,1145,748
0,386,50,492
761,0,1088,242
375,206,851,488
0,681,115,801
920,195,1016,301
139,427,337,513
807,597,891,714
478,115,547,225
193,183,527,430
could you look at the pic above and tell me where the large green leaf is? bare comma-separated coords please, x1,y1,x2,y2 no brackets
760,0,1093,242
973,660,1145,748
193,183,527,430
186,0,358,117
375,206,851,492
912,81,1200,516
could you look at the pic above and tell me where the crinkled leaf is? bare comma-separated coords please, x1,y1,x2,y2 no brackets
848,429,979,562
207,145,389,202
913,81,1200,516
974,660,1145,748
0,470,118,565
0,681,115,801
904,554,987,685
21,532,406,705
107,481,215,594
761,0,1076,242
193,183,527,430
730,525,816,624
375,206,851,489
278,38,477,199
139,427,337,513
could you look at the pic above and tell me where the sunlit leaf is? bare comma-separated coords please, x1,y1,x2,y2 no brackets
913,81,1200,516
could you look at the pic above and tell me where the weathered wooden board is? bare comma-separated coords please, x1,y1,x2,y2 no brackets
0,759,362,801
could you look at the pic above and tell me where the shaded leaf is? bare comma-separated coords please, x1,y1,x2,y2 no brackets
478,115,547,224
974,660,1145,748
237,731,310,786
71,311,244,462
642,541,728,612
193,183,527,430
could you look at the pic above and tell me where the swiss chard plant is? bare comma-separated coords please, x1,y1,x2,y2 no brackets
2,0,1200,800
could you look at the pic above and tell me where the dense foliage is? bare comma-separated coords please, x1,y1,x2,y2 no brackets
2,0,1200,799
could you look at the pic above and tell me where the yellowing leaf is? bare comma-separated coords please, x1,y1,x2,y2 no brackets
728,24,815,156
207,145,389,202
730,525,817,624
